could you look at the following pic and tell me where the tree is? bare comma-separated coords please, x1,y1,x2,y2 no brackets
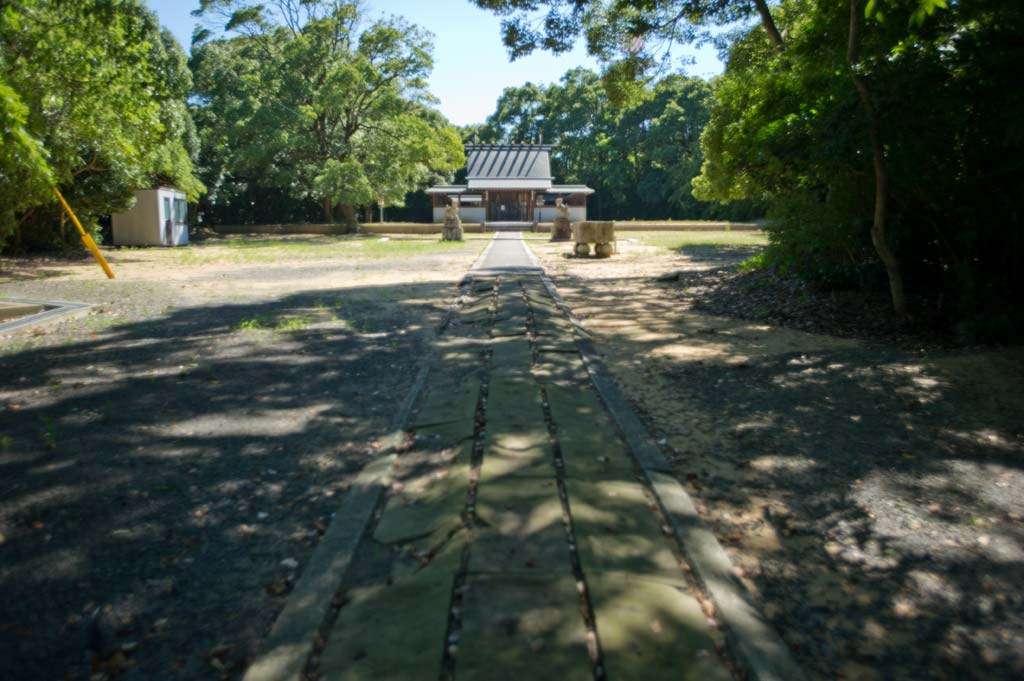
695,0,1024,331
473,1,785,102
359,110,464,221
191,0,463,230
474,1,995,318
0,78,53,240
477,67,733,220
0,0,203,251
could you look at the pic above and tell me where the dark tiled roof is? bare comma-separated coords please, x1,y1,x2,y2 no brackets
465,145,553,181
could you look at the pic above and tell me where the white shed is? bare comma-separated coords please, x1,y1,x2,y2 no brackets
111,188,189,246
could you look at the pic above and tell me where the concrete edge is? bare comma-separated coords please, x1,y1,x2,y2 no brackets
466,232,498,278
0,297,92,334
534,267,808,681
242,275,476,681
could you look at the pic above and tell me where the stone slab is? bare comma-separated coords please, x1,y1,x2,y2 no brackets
479,441,553,480
536,341,579,353
487,376,545,424
481,377,553,479
374,466,469,548
490,323,528,338
545,384,634,480
461,299,493,316
588,573,731,681
413,420,476,450
409,374,481,421
533,355,588,384
318,539,462,681
490,338,533,372
471,476,566,573
457,574,592,681
566,479,682,579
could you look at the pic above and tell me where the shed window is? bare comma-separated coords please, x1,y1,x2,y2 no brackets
173,198,188,224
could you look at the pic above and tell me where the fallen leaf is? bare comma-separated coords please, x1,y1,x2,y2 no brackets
266,582,289,596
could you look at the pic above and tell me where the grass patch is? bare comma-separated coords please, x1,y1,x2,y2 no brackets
739,251,770,272
175,234,473,265
235,314,314,333
634,230,768,252
235,314,272,331
274,317,312,332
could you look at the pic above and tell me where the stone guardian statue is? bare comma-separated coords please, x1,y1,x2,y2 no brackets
442,196,463,242
551,197,571,241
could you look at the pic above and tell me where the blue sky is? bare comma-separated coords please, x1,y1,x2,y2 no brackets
144,0,724,126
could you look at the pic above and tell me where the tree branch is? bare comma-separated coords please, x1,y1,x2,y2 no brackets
753,0,785,49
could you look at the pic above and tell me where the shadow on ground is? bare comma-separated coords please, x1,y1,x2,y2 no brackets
551,273,1024,681
0,280,457,680
674,243,762,263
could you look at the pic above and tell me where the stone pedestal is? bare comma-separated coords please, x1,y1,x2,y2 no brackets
551,217,572,241
442,216,463,242
571,221,616,258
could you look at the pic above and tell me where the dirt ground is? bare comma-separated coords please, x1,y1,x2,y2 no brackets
532,233,1024,681
3,231,1022,680
0,234,485,680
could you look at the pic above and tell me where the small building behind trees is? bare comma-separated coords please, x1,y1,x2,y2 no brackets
111,188,189,246
427,144,593,224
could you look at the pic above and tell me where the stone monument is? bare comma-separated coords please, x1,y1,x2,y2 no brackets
551,197,571,241
571,221,615,258
442,197,463,242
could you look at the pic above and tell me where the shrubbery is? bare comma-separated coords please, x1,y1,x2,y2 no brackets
695,0,1024,338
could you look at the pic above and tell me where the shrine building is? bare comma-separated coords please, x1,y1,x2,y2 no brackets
426,144,594,224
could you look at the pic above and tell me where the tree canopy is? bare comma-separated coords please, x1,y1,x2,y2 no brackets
474,68,755,220
0,0,203,251
190,0,464,230
475,0,1024,332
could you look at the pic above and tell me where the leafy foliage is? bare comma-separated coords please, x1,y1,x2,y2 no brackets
695,0,1024,335
472,1,774,105
476,68,758,220
190,0,464,229
477,0,1024,333
0,0,203,252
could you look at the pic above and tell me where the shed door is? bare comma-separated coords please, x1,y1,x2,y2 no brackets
162,196,172,245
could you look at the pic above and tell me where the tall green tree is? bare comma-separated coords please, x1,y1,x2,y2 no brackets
478,68,733,220
476,0,1024,323
695,0,1024,330
0,0,203,251
473,1,784,103
191,0,463,230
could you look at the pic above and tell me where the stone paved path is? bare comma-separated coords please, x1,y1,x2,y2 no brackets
310,233,735,680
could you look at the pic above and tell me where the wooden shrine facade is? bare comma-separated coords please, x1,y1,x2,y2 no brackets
427,144,594,224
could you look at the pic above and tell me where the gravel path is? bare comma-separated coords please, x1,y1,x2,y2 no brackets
292,234,741,680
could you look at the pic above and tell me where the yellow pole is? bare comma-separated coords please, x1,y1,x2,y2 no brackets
51,186,115,279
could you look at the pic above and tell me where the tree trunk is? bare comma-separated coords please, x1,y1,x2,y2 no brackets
847,0,908,317
338,203,358,233
321,197,334,223
378,199,384,223
363,205,372,223
753,0,785,48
